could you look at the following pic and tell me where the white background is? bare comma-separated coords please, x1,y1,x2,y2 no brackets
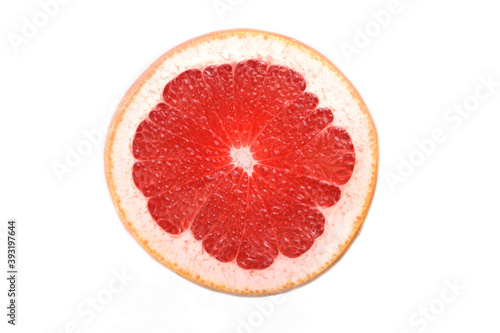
1,0,499,332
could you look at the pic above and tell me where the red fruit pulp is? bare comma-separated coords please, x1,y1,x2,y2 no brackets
131,60,355,270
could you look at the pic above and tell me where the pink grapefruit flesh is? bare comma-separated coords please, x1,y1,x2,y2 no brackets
105,29,378,295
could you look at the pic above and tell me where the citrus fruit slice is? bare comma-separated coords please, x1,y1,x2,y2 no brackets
105,29,378,295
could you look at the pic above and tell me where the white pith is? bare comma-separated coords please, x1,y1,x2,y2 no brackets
107,31,377,293
230,146,256,175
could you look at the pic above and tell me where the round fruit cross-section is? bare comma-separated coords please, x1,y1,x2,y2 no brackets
104,29,378,295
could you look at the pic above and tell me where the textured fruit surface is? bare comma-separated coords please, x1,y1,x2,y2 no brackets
105,29,378,294
131,60,355,270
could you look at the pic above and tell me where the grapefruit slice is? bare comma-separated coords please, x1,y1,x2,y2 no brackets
104,29,378,295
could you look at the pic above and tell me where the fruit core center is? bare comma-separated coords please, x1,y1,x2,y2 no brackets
230,146,257,175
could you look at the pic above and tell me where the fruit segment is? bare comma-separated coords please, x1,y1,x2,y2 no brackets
202,173,249,262
250,92,319,152
147,166,233,234
236,182,279,269
261,126,355,185
203,64,240,148
252,107,334,160
163,70,232,147
253,165,341,208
